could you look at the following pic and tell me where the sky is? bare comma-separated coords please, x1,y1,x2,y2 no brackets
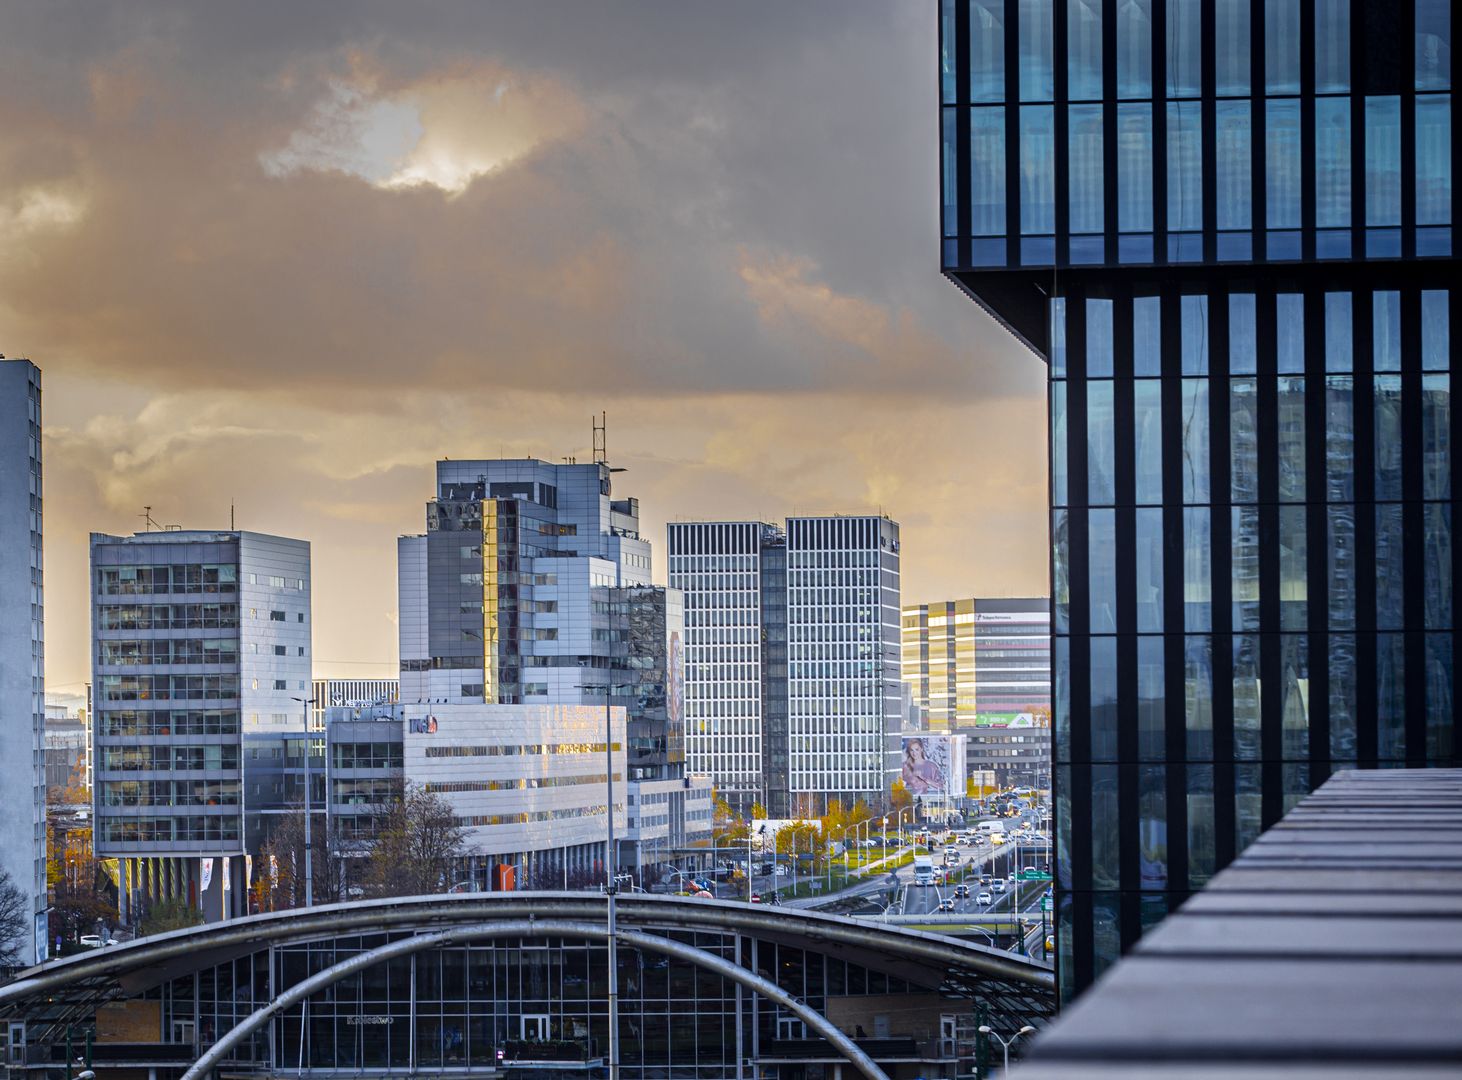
0,1,1047,698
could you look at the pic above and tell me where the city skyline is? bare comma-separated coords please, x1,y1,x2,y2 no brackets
0,1,1050,698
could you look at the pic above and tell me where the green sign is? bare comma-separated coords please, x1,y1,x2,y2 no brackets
1018,869,1053,881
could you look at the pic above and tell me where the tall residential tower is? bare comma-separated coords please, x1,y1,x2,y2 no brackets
91,530,311,922
938,0,1457,996
0,358,46,965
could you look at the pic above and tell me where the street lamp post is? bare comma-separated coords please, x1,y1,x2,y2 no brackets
289,696,316,908
977,1025,1035,1074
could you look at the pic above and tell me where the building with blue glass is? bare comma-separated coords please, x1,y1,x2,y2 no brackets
938,0,1456,997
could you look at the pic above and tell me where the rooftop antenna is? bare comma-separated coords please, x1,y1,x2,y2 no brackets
593,412,607,465
230,502,235,530
139,506,159,533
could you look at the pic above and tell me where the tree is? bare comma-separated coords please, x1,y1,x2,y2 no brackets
0,868,29,969
257,805,353,911
361,783,470,898
139,897,202,936
773,821,822,857
890,778,912,812
749,801,768,821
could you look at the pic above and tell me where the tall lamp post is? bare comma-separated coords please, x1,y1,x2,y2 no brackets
289,696,317,908
978,1025,1035,1074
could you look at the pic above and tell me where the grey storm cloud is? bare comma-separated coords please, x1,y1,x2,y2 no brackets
0,1,1048,692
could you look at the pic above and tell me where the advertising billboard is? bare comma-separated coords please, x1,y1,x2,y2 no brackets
900,735,964,798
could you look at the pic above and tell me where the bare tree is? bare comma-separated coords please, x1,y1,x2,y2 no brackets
256,805,352,910
361,783,469,898
0,868,31,970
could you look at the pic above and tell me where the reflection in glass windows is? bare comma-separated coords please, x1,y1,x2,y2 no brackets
1135,507,1164,632
1069,0,1103,101
1090,509,1117,634
970,0,1006,102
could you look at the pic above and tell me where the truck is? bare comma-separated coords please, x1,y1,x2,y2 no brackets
977,820,1006,840
913,855,934,887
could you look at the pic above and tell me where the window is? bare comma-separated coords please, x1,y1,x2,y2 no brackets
273,679,287,691
269,610,285,622
971,0,1006,102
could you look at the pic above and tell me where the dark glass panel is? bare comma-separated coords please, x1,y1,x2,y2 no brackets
1069,104,1106,235
1136,506,1164,630
1266,99,1302,229
1375,504,1406,630
1328,504,1357,629
1416,95,1452,226
1167,0,1202,97
1234,633,1262,759
1021,105,1056,235
971,107,1007,236
1138,635,1165,758
1090,508,1118,633
1415,0,1452,92
1019,0,1055,101
1118,104,1155,233
1216,101,1254,230
1091,764,1119,888
1168,101,1204,233
1423,502,1452,629
1092,636,1118,762
1365,96,1402,227
1233,505,1262,629
1423,374,1451,500
1134,296,1162,376
1138,765,1168,890
1118,0,1154,99
1377,633,1406,759
1069,0,1103,101
1216,0,1252,95
971,0,1007,102
1052,380,1069,506
1330,633,1357,761
1135,382,1165,506
1187,763,1216,887
1315,0,1351,93
1185,634,1214,760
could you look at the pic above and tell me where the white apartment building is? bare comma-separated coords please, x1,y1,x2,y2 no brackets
0,358,46,964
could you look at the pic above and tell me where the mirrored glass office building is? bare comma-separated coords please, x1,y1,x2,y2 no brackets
938,0,1457,997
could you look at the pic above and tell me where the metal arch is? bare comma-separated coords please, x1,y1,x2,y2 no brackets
0,893,1051,1009
180,919,891,1080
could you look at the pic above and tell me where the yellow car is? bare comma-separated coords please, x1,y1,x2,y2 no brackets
1044,935,1055,954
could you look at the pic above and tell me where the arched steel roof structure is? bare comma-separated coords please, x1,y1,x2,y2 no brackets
179,920,891,1080
0,892,1054,1071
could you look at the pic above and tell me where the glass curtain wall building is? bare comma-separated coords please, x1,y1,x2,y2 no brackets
939,0,1457,997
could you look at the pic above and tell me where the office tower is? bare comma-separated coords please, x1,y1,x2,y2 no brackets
0,358,46,964
938,0,1457,997
91,530,311,922
670,516,901,817
901,597,1052,790
667,522,788,815
397,459,709,874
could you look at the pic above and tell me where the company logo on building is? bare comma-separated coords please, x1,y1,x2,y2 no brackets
409,715,439,734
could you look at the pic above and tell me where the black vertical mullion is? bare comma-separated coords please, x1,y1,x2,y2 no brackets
1353,289,1378,766
1068,290,1095,991
1452,288,1462,770
1054,0,1070,266
1399,0,1416,259
1299,0,1317,260
1208,287,1235,852
1401,287,1426,763
1103,0,1119,256
955,0,972,267
1349,0,1366,256
1256,287,1283,830
1304,283,1331,788
1152,0,1169,264
1161,288,1190,897
1114,291,1140,947
1250,0,1267,257
1006,0,1022,265
1200,0,1217,262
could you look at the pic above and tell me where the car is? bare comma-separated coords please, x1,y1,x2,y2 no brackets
976,890,993,904
1045,935,1055,953
78,935,118,948
980,874,993,886
938,898,955,912
954,884,970,899
944,846,959,858
992,880,1007,893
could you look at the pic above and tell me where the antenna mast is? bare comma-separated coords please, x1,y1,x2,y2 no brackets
139,506,159,533
593,412,607,465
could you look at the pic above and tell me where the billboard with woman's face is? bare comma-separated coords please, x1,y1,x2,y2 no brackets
901,736,955,797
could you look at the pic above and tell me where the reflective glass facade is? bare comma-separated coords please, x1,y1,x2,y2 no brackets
940,0,1458,999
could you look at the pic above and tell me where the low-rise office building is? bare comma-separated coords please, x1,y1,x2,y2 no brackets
327,701,626,889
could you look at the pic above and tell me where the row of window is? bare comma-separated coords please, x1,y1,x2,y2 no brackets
1053,292,1450,378
422,742,617,759
100,779,241,807
1056,500,1452,636
98,639,239,666
947,95,1451,256
99,816,241,843
100,674,241,701
98,603,239,630
99,710,241,737
455,804,614,828
941,0,1451,106
97,564,238,595
423,773,619,795
1053,631,1453,764
99,745,241,772
332,742,405,770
